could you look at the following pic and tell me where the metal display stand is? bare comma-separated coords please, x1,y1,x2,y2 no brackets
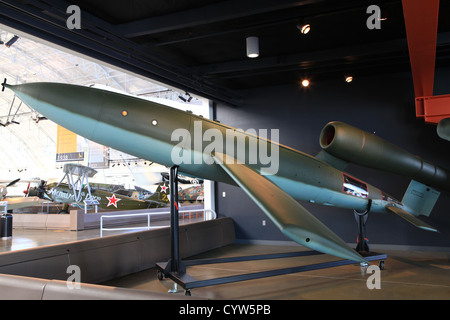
156,166,387,296
355,210,370,254
158,165,186,275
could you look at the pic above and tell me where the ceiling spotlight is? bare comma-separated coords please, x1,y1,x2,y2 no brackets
301,79,310,87
246,36,259,58
297,24,311,35
379,8,389,21
5,35,19,48
345,76,353,83
179,92,193,103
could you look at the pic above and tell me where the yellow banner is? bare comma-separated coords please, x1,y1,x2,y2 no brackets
56,125,77,154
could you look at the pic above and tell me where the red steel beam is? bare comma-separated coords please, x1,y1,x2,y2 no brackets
402,0,441,121
416,94,450,124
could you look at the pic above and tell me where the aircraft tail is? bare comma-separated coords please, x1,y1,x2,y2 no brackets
401,180,440,217
146,182,170,203
384,180,440,233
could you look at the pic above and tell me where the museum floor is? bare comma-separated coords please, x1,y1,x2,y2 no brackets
1,227,449,299
102,242,450,300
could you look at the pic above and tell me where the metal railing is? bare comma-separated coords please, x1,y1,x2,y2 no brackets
100,208,216,237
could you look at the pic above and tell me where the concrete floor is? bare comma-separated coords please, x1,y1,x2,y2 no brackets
2,224,449,300
102,243,450,300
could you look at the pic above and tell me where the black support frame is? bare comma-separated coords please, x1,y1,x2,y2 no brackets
156,165,387,295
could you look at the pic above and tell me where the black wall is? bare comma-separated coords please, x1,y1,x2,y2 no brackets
214,69,450,249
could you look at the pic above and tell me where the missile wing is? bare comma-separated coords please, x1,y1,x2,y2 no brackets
213,152,367,263
385,206,437,232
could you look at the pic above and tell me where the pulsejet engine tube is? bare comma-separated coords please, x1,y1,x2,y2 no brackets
437,118,450,142
319,121,450,192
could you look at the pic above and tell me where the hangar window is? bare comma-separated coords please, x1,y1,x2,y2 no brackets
343,174,368,198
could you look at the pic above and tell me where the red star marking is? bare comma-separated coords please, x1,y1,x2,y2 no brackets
106,194,121,208
160,184,168,193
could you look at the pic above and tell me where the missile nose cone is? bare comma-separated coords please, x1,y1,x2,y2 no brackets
2,81,188,169
3,82,105,142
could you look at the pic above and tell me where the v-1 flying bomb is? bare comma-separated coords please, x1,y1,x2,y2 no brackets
3,81,449,264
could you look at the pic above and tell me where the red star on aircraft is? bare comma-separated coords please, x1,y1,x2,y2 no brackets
106,194,121,208
160,184,168,193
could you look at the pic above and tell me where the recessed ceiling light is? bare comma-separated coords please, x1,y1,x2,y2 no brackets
301,79,310,87
345,76,353,83
297,24,311,35
246,36,259,58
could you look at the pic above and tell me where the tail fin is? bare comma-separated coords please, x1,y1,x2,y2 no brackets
385,206,438,232
402,180,440,217
147,182,170,203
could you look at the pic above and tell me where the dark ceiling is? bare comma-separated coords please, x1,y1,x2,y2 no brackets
1,0,450,106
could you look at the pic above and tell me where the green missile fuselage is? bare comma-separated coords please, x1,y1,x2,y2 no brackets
8,81,432,263
7,82,391,213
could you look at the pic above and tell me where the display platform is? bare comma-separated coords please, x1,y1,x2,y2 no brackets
105,243,450,300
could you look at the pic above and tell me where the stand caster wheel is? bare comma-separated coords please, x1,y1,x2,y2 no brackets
185,290,191,296
378,260,385,270
157,270,164,280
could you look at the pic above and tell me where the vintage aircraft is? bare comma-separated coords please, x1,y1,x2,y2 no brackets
43,180,170,212
0,178,44,211
179,185,204,203
5,81,449,263
26,163,170,212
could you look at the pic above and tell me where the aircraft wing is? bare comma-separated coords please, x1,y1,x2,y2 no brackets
1,196,43,210
212,152,367,264
385,206,438,232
